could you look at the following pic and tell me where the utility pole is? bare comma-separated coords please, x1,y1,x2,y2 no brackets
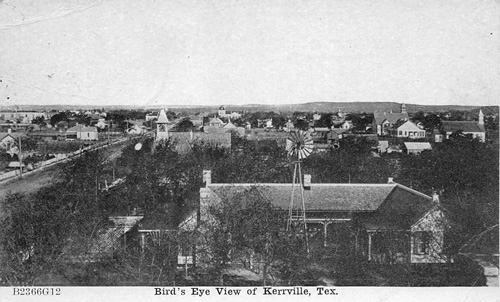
18,136,22,178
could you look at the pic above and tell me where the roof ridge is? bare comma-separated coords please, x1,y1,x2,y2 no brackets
394,183,432,200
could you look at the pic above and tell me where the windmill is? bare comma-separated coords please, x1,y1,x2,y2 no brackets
285,130,313,253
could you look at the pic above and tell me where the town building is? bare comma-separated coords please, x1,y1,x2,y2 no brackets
0,110,48,124
155,109,231,152
0,129,26,151
393,120,426,138
217,105,242,119
187,171,448,266
441,110,486,142
373,104,409,136
66,125,98,141
404,142,432,155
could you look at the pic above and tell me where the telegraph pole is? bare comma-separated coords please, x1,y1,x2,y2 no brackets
18,136,22,178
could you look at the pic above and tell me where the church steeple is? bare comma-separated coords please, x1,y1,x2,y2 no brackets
156,108,170,142
478,109,484,125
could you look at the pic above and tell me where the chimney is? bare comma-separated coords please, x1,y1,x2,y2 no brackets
387,177,394,184
432,191,440,203
7,128,11,134
202,170,211,186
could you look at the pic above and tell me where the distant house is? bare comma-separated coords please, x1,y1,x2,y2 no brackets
145,113,158,122
373,104,409,136
341,120,353,130
206,117,224,129
66,125,98,141
404,142,432,155
95,119,107,130
28,130,66,141
393,120,426,139
0,111,47,124
222,120,236,129
284,120,295,132
441,110,486,142
217,105,242,119
188,171,448,266
189,115,204,128
0,130,26,151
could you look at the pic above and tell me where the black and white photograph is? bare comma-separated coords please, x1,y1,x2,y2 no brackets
0,0,498,301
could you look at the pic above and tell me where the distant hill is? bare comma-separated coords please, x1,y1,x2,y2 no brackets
3,102,498,115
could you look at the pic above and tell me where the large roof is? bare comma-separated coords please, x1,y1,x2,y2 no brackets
442,121,485,133
373,112,409,125
404,142,432,150
0,132,26,139
206,182,435,229
208,183,431,212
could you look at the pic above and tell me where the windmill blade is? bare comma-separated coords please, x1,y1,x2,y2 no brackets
286,138,294,153
286,130,313,160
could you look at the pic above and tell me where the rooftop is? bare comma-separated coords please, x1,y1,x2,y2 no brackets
442,121,485,133
206,181,435,229
373,112,409,125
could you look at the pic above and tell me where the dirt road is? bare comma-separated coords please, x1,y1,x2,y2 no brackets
0,138,132,216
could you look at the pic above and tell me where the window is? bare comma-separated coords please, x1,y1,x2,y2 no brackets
413,231,431,255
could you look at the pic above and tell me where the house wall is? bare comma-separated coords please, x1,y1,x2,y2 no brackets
410,207,447,263
396,122,426,138
79,131,98,141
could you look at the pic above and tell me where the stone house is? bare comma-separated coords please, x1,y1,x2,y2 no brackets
185,171,448,266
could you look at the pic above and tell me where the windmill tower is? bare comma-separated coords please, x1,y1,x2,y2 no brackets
285,130,313,253
156,108,170,142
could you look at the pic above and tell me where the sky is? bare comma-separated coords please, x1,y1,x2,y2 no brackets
0,0,498,108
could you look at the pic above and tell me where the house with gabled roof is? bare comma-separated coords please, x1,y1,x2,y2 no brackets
190,171,448,266
66,125,98,141
404,142,432,155
373,104,409,136
441,110,486,142
0,130,26,151
393,120,426,139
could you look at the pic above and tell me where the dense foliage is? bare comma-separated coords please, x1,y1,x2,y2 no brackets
1,128,497,285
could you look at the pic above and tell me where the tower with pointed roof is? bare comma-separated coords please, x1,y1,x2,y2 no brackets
218,105,226,117
156,108,170,142
478,109,484,126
